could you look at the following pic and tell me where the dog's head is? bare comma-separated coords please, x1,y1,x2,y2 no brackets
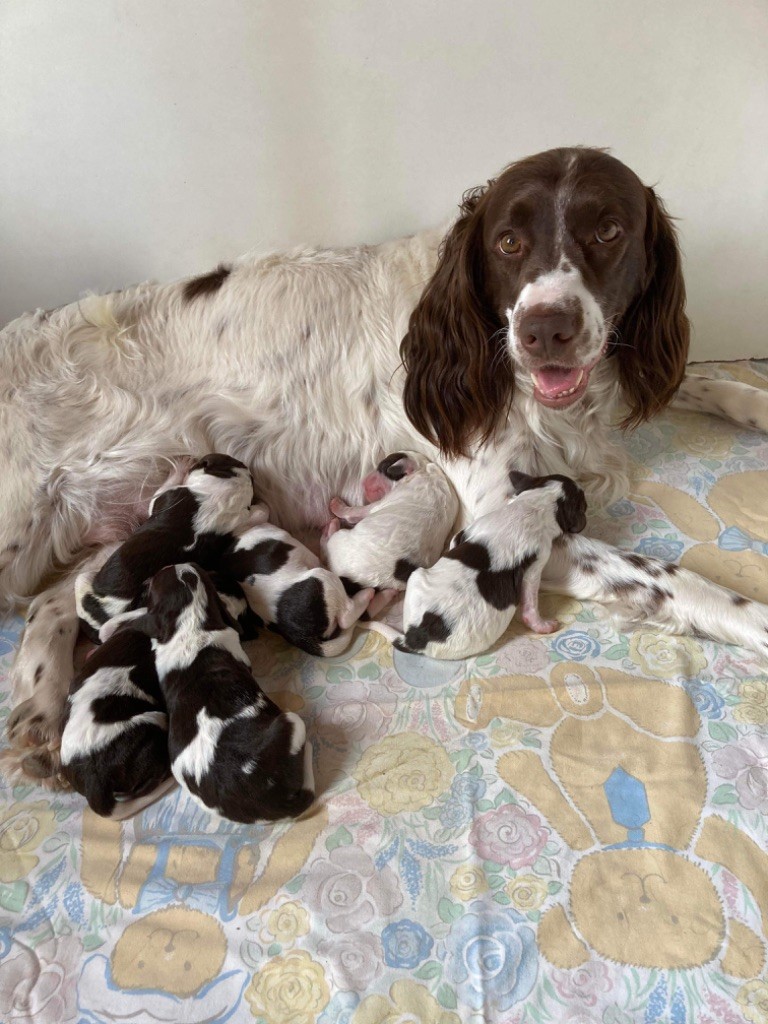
401,147,688,455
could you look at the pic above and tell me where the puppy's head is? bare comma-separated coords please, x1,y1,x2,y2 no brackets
362,451,428,503
146,563,237,642
222,711,315,822
65,719,170,818
508,469,588,534
552,475,588,534
190,452,248,478
187,452,258,506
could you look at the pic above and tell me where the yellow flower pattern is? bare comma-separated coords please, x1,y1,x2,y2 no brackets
246,950,330,1024
353,732,454,815
0,801,57,884
353,980,461,1024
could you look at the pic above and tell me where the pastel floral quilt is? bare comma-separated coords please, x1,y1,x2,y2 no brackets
1,360,768,1024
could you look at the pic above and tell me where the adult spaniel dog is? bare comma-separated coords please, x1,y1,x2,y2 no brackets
1,146,767,784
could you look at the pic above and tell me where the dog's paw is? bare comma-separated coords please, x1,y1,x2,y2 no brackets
2,694,66,787
2,696,66,782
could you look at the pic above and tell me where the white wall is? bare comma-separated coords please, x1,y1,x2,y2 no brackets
1,0,766,359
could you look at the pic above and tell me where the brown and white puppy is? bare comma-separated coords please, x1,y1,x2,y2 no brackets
76,453,263,640
60,627,175,819
219,525,374,658
109,563,314,823
398,471,587,659
322,452,458,617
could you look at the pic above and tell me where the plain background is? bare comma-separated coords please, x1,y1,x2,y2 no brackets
1,0,766,360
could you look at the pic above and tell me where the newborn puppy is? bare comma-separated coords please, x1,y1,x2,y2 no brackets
76,453,263,640
117,563,314,822
322,452,458,616
60,627,175,819
219,523,374,657
397,471,587,659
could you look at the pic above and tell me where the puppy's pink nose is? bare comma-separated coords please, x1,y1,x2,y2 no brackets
362,471,389,503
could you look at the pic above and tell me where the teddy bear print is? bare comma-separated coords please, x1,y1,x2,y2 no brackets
455,662,768,978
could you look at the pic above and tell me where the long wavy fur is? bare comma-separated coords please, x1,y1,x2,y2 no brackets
400,184,512,457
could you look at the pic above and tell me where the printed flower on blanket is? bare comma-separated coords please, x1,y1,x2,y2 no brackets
629,631,707,678
0,933,81,1024
353,732,454,814
739,980,768,1024
353,980,460,1024
713,736,768,813
449,864,488,902
443,899,538,1013
246,950,330,1024
469,804,548,868
263,901,310,947
734,678,768,725
0,801,57,883
506,873,549,911
304,845,402,933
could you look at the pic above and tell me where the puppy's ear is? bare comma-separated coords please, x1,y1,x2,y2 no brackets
401,184,510,457
555,490,588,535
508,469,540,493
617,187,689,427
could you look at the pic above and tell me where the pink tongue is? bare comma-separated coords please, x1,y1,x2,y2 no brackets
533,366,583,397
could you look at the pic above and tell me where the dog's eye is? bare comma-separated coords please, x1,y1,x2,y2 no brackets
594,220,621,244
498,233,522,255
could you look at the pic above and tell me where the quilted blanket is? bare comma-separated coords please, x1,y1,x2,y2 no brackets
1,360,767,1024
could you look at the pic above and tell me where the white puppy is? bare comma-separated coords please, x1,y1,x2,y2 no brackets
397,471,587,659
322,451,458,616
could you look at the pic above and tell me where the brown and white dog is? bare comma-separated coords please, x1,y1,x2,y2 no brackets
2,146,768,784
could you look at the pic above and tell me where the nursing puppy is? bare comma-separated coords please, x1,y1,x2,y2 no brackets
322,452,458,616
60,627,175,819
219,522,374,657
112,563,314,822
398,471,587,659
76,453,263,640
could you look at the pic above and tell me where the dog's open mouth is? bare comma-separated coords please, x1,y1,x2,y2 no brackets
530,365,592,408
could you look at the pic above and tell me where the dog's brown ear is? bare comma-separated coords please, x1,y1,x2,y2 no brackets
400,185,511,458
616,187,689,428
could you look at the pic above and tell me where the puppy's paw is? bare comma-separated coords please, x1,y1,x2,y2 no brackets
522,613,560,634
329,497,347,518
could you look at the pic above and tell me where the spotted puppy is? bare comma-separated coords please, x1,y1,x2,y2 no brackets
322,452,458,617
219,521,374,658
76,453,264,640
109,563,314,822
60,627,175,818
398,470,587,659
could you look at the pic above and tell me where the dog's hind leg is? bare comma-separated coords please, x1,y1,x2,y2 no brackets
1,547,113,788
543,534,768,662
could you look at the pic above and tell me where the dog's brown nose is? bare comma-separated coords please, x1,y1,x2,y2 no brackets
519,305,577,357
